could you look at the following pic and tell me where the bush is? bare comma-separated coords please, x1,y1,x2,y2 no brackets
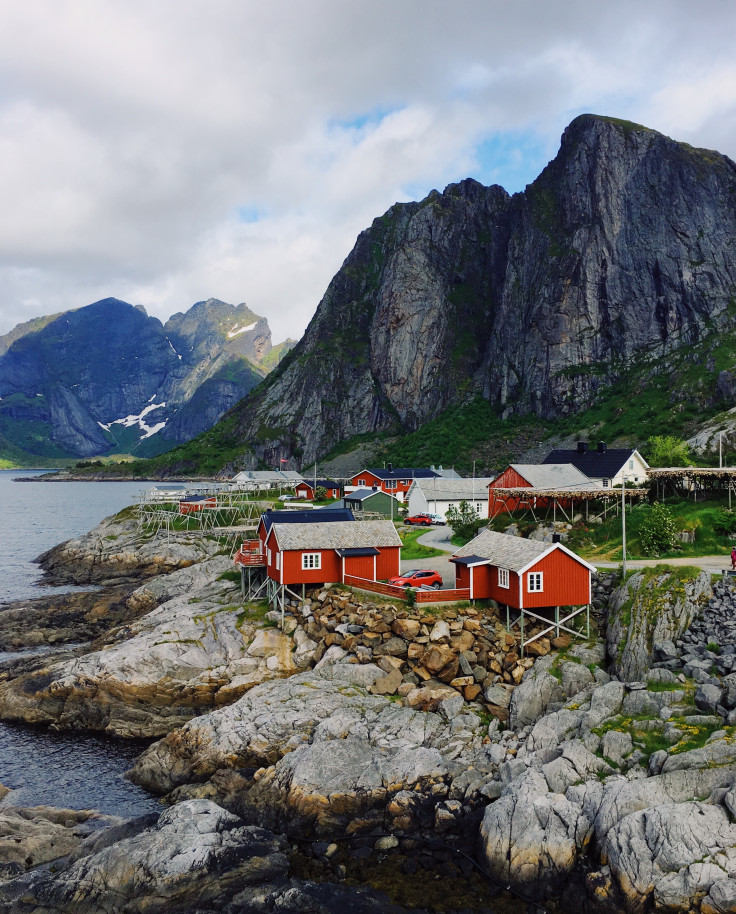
647,435,691,467
640,502,679,556
446,500,485,544
713,508,736,538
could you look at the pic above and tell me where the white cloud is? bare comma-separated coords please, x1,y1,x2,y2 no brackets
0,0,735,343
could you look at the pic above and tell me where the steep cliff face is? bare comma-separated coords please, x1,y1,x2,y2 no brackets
229,115,736,464
0,298,276,459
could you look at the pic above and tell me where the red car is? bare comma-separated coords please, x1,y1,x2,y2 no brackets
404,514,432,526
388,569,443,589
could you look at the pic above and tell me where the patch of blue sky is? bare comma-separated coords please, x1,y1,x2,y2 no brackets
469,129,555,194
236,205,266,224
328,105,402,135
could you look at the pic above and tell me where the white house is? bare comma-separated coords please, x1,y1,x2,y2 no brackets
406,477,496,520
542,442,649,488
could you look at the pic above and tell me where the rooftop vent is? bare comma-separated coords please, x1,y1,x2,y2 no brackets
597,441,607,453
552,533,562,543
577,441,588,454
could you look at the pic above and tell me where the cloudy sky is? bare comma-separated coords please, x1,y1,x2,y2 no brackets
1,0,735,343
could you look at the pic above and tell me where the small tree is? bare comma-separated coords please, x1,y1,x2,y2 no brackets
647,435,691,468
639,502,679,556
314,486,327,501
446,500,484,544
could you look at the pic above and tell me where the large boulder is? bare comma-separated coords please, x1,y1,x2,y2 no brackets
0,557,298,738
607,568,711,681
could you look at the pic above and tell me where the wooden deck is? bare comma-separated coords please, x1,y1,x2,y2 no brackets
233,540,265,566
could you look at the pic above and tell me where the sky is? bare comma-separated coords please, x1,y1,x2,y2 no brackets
1,0,735,344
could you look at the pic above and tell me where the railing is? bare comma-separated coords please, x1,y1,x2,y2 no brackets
343,575,471,603
415,587,470,603
233,540,266,566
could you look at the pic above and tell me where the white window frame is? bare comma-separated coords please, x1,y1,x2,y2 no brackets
276,553,281,571
602,479,610,488
385,479,397,490
266,547,272,564
628,459,634,470
302,552,321,570
357,478,366,487
498,567,509,589
527,571,543,593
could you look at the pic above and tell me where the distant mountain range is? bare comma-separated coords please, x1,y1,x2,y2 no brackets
0,297,295,462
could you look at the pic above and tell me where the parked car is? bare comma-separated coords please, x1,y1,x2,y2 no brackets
425,513,446,525
277,494,297,501
404,514,432,526
388,569,443,589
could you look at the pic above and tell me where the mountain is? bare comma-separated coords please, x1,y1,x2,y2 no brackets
0,297,293,461
184,114,736,470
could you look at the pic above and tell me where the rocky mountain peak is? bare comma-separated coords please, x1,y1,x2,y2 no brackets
221,114,736,467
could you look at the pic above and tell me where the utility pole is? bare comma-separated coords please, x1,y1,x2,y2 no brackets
622,474,627,578
720,432,724,469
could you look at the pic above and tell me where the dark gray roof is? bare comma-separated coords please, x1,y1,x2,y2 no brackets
543,448,645,478
358,467,440,481
335,547,380,557
259,507,354,535
345,487,398,502
271,520,402,551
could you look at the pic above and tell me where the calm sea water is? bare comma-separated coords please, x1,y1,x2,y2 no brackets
0,470,148,604
0,471,161,815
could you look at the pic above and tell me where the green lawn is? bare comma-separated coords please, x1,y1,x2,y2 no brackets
493,496,735,562
399,527,445,559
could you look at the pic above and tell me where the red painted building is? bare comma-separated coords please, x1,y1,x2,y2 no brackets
347,467,441,501
487,464,592,517
262,519,401,586
294,479,342,500
179,495,217,514
451,528,594,607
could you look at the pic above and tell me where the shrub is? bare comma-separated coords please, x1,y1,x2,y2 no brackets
640,502,679,556
446,500,485,544
647,435,691,467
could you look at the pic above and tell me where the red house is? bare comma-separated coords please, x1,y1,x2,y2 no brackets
255,507,354,552
451,528,595,607
262,519,401,586
294,479,342,500
347,466,441,502
179,495,217,514
488,464,592,517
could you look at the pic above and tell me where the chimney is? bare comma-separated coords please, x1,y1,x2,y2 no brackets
597,441,607,453
577,441,588,454
388,463,393,472
552,533,561,543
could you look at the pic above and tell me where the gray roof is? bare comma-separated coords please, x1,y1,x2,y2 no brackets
409,477,496,500
345,487,400,502
453,529,550,571
453,528,595,573
505,464,594,489
232,470,305,483
271,520,402,551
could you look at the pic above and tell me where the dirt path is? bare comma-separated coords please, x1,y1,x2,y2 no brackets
595,554,732,575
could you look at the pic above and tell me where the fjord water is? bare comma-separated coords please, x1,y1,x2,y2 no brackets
0,469,147,604
0,470,161,815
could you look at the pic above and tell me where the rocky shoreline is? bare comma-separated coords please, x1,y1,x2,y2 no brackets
3,511,736,912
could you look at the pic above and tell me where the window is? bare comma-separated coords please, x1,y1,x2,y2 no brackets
528,572,543,592
266,547,272,564
475,502,482,514
498,567,509,588
276,553,281,571
628,460,634,470
602,479,610,488
302,552,321,570
385,479,397,490
357,478,366,487
401,479,410,485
